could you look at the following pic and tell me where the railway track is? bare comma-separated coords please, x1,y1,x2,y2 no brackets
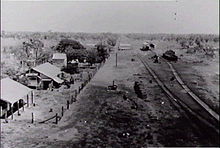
137,54,219,137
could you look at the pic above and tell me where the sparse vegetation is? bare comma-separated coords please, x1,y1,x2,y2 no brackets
1,32,219,147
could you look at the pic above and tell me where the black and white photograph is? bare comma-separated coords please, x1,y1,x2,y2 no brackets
0,0,219,147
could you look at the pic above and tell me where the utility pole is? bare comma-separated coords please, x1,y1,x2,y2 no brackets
116,38,120,67
116,53,117,67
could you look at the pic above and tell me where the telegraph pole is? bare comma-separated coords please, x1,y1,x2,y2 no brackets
116,39,120,67
116,53,117,67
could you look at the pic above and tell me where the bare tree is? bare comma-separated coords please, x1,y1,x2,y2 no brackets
22,39,44,60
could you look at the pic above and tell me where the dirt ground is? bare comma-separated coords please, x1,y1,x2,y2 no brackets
0,68,94,148
1,37,219,147
0,49,205,147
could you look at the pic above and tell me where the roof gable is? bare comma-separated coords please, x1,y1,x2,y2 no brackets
32,62,63,83
52,53,67,60
1,78,32,104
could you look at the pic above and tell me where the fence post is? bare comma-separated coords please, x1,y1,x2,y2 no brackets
31,112,34,123
31,91,34,105
81,83,84,89
61,106,64,116
55,113,58,124
17,101,20,116
67,100,70,110
88,74,90,80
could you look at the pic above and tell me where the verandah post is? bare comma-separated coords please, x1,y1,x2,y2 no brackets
11,105,13,120
27,95,29,107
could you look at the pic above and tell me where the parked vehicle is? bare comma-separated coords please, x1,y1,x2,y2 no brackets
162,50,178,61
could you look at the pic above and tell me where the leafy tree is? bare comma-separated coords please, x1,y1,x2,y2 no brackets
86,50,100,65
106,37,117,47
96,43,109,62
55,39,87,62
55,39,85,53
35,50,52,64
61,63,79,74
66,46,87,62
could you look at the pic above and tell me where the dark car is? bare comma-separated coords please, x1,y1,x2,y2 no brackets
162,50,178,61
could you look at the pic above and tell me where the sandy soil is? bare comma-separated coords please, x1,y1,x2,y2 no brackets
1,37,219,147
0,69,94,148
1,49,182,147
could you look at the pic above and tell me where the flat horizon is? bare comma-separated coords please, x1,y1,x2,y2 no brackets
1,0,219,34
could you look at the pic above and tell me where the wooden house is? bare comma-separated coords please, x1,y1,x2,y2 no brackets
52,53,67,68
0,78,33,118
26,62,64,89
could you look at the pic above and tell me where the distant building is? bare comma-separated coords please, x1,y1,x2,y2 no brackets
141,42,155,50
26,62,64,89
0,78,33,118
85,43,97,50
52,53,67,68
119,44,131,50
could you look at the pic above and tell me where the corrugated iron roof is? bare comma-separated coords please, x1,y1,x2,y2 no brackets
119,43,131,47
52,53,67,60
119,44,131,49
1,78,32,104
86,43,96,47
33,62,63,84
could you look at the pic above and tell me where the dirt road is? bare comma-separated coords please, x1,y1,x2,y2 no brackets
1,47,219,147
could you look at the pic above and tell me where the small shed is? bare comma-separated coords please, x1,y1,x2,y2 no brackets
119,44,131,50
52,53,67,68
0,78,33,118
85,43,97,50
26,62,64,89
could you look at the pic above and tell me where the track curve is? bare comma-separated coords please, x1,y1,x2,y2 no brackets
137,54,219,135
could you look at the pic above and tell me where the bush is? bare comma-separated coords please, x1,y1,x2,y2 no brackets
61,63,79,74
179,40,189,48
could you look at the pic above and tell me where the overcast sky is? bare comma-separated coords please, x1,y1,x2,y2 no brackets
1,0,219,34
